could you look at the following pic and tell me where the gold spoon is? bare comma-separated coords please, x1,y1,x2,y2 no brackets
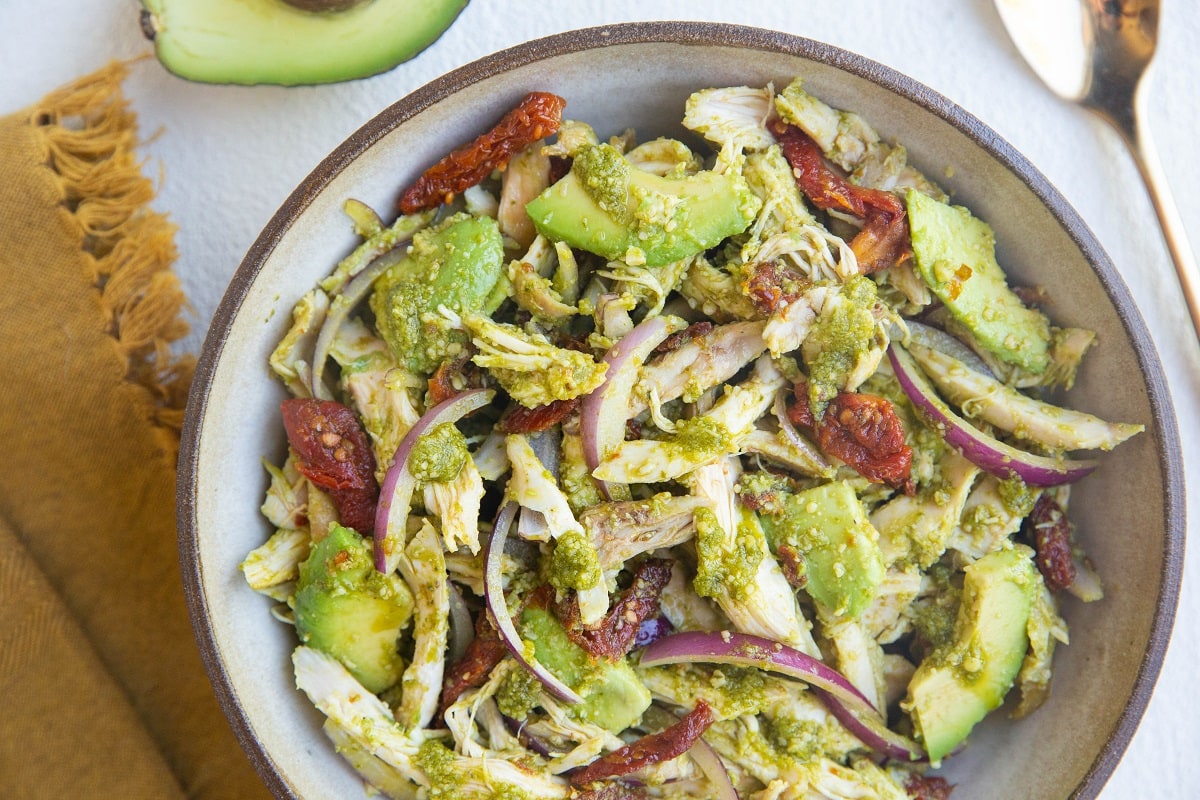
994,0,1200,343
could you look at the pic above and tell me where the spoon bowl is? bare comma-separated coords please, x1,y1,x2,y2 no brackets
995,0,1200,345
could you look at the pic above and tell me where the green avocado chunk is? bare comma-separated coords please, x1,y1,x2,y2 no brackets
904,546,1037,764
292,525,415,694
765,480,885,619
525,143,761,267
519,605,651,733
371,213,505,375
140,0,467,86
906,189,1050,373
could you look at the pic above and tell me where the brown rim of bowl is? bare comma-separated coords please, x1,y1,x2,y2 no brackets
178,20,1185,800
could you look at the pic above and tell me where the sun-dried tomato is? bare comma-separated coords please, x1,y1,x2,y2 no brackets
399,92,567,214
497,397,581,434
818,394,914,491
548,155,572,185
575,785,647,800
571,701,715,786
426,354,473,407
851,201,913,275
1024,493,1076,592
771,120,911,274
737,481,787,516
772,119,866,217
741,259,813,315
557,559,672,661
787,382,817,428
440,611,508,712
776,543,808,590
654,321,716,355
280,398,378,534
904,774,954,800
790,383,914,492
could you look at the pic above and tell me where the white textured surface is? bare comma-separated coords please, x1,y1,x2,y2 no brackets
1,0,1195,796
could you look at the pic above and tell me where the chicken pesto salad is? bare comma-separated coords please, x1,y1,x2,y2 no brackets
243,79,1143,800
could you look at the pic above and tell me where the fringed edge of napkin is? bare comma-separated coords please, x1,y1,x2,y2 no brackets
26,60,194,450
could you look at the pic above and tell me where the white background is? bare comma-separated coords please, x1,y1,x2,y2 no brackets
1,1,1195,796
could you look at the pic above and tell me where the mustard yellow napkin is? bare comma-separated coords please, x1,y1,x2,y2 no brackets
0,63,269,800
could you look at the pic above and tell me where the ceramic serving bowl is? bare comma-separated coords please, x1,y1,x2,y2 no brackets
178,21,1184,800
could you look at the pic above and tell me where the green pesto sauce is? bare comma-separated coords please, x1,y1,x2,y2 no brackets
574,143,632,221
909,422,949,489
735,471,793,518
960,502,1002,536
914,603,959,655
671,415,736,461
495,665,542,719
413,742,540,800
414,740,464,798
693,507,764,601
407,422,468,483
560,433,605,515
763,714,834,762
546,529,602,592
477,323,609,408
805,276,878,415
371,214,503,375
997,475,1041,517
912,565,962,653
491,786,536,800
706,666,769,716
374,276,451,374
641,663,768,719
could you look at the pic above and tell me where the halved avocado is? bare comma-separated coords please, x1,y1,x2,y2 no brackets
140,0,468,86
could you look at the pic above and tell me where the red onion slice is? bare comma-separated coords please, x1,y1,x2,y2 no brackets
905,320,993,377
484,501,583,704
634,616,675,649
501,713,555,758
581,315,678,497
771,391,833,475
639,631,923,761
311,247,406,400
814,689,925,762
689,736,740,800
373,389,494,572
888,345,1096,487
445,581,474,666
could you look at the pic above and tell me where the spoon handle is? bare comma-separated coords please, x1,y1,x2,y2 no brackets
1125,107,1200,345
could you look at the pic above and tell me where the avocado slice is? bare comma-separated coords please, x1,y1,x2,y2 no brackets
903,547,1037,763
293,524,415,694
764,480,886,619
520,606,651,733
525,143,761,267
140,0,468,85
906,189,1050,373
370,212,505,374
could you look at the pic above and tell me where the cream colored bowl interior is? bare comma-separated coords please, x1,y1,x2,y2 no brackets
181,24,1182,800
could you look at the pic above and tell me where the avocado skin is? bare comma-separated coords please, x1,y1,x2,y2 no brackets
904,547,1036,764
141,0,468,86
906,189,1050,373
293,525,415,694
520,606,651,733
765,480,885,619
525,144,760,267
